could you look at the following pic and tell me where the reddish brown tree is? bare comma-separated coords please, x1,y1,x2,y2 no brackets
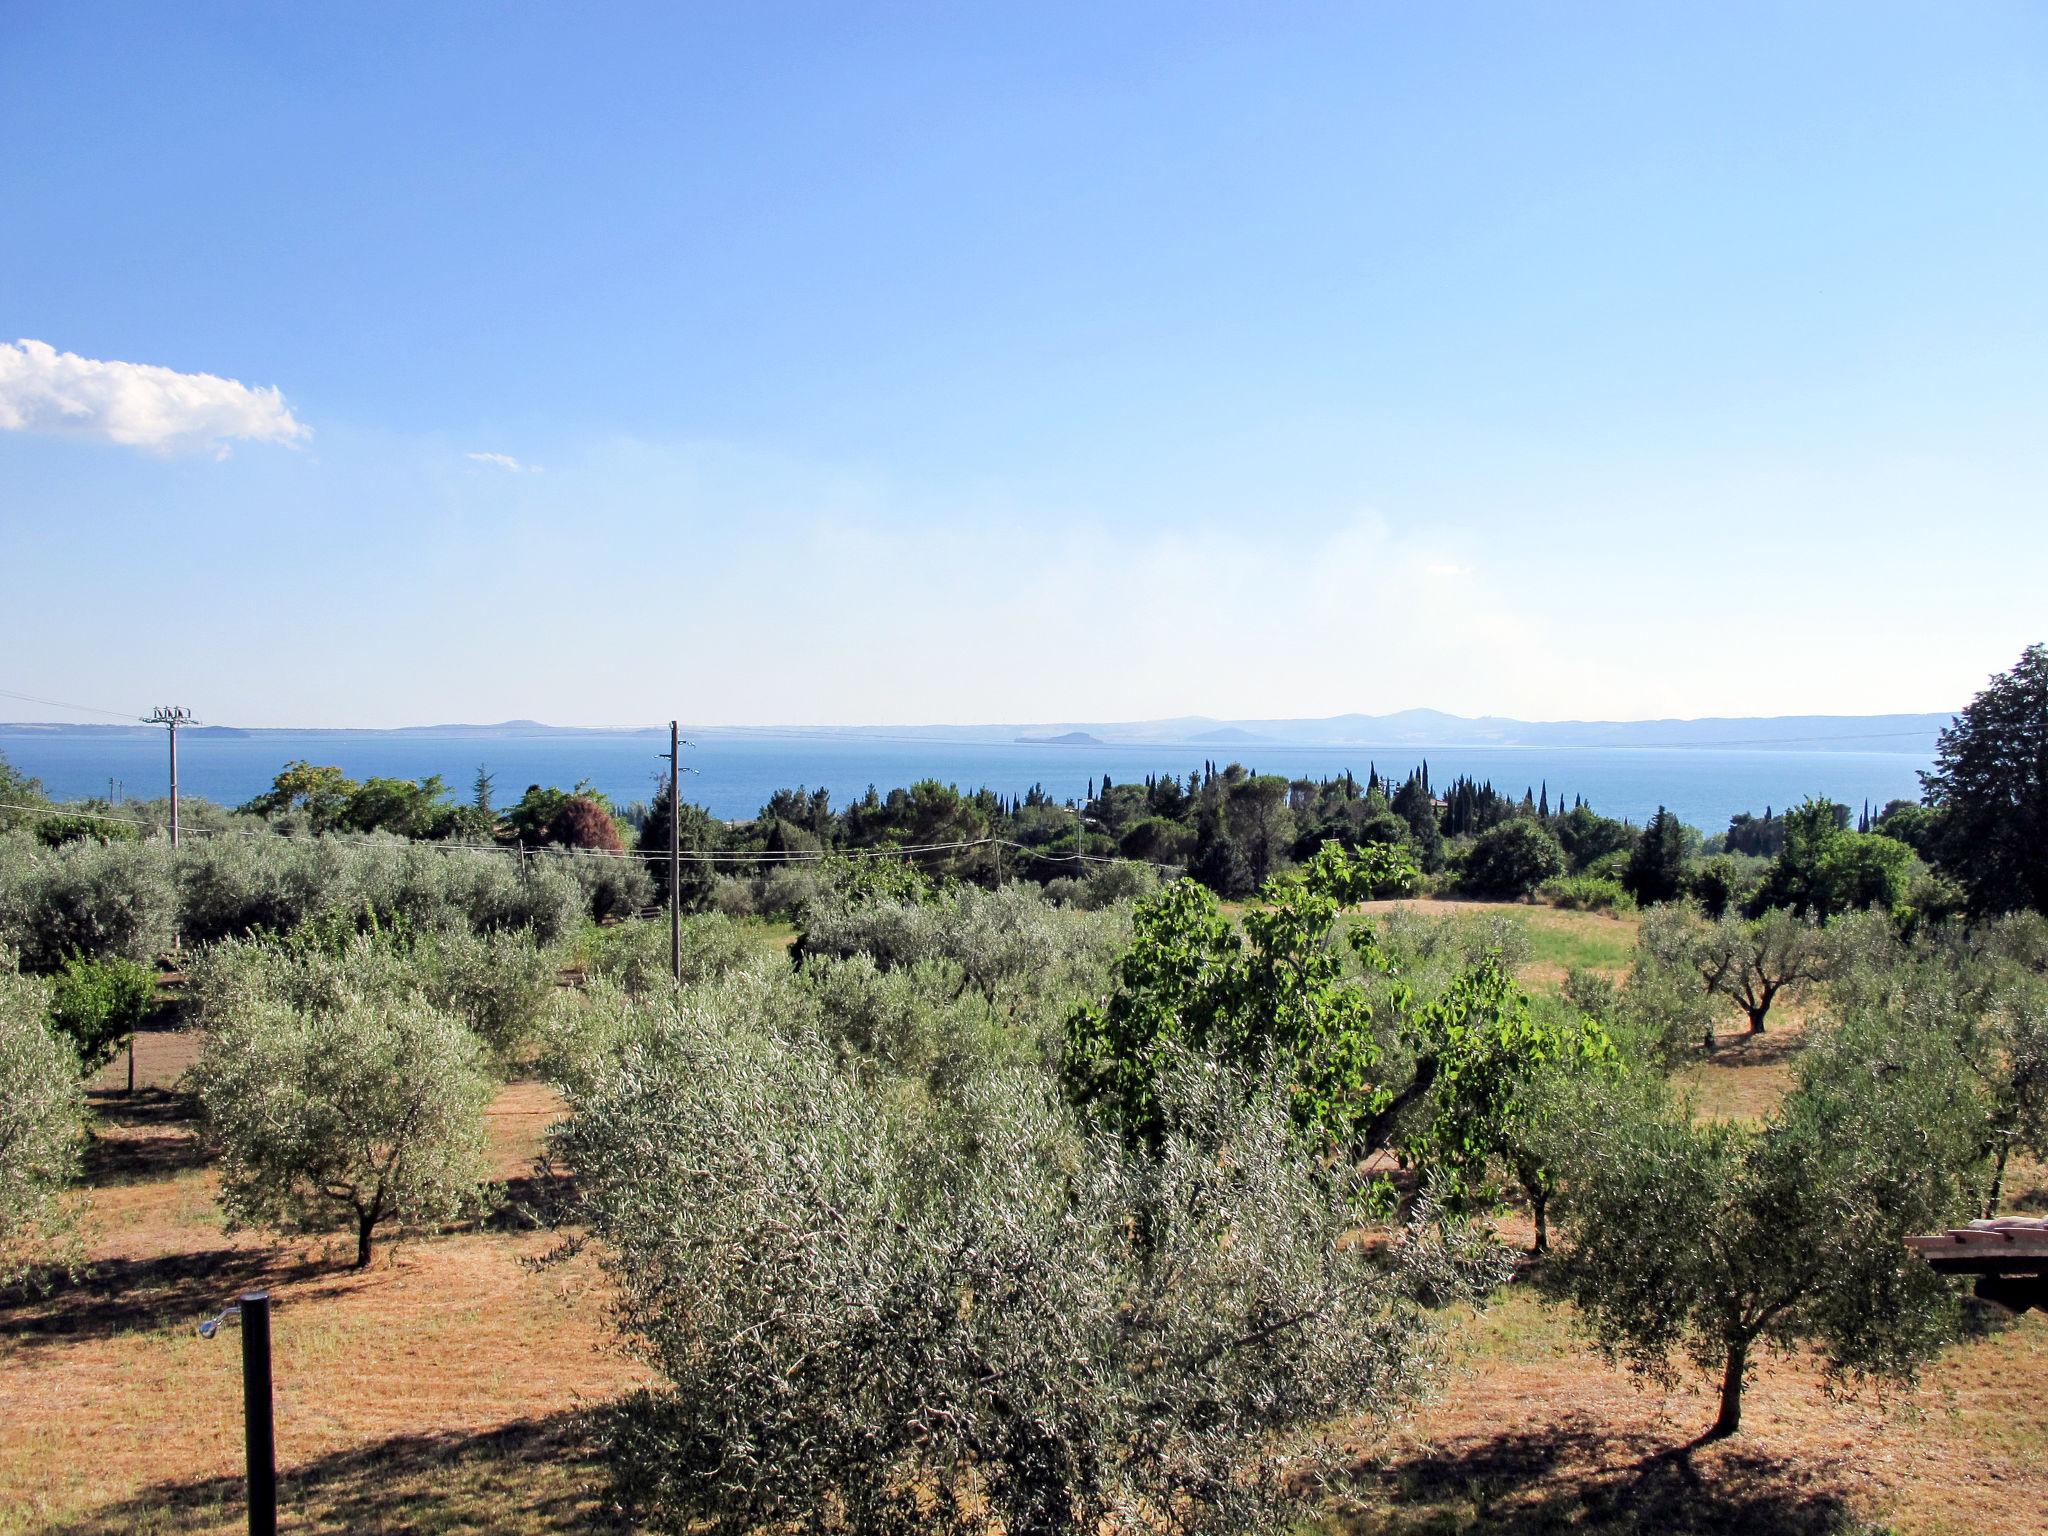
547,794,625,853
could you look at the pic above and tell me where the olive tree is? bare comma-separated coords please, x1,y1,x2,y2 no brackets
1707,906,1825,1035
0,836,177,972
1624,904,1821,1048
803,883,1127,1014
0,968,85,1286
553,1007,1508,1536
1552,1007,1983,1438
190,995,494,1267
1822,911,2048,1216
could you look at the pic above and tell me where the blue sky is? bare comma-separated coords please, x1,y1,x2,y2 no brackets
3,3,2044,728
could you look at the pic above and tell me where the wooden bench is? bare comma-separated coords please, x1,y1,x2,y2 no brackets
1905,1218,2048,1313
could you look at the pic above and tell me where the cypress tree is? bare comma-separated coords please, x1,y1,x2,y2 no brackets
1623,806,1690,905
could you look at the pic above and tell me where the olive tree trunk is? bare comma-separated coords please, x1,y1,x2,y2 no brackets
1712,1340,1748,1437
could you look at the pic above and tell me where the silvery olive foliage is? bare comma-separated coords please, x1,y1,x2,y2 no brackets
1372,904,1535,987
414,927,560,1060
583,911,785,997
189,993,494,1267
1550,1004,1982,1437
0,830,595,968
551,847,655,924
189,925,560,1062
1040,859,1163,911
795,951,1043,1088
0,965,85,1286
799,882,1131,1010
540,965,805,1101
0,831,178,971
553,1004,1508,1536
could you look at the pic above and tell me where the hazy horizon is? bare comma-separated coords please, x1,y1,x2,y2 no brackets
0,700,1956,739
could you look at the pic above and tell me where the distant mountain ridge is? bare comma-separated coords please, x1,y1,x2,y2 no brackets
0,708,1952,753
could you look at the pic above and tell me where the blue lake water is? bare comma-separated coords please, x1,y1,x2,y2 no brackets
0,729,1933,835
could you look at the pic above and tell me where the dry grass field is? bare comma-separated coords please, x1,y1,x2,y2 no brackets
1,1031,647,1536
3,904,2043,1535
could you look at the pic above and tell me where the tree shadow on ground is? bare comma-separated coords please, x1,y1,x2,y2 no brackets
81,1124,208,1188
1332,1416,1870,1536
0,1247,329,1350
48,1411,623,1535
83,1082,195,1128
1701,1029,1805,1068
485,1172,577,1233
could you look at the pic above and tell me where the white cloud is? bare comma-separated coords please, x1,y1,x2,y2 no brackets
0,338,308,456
466,451,542,473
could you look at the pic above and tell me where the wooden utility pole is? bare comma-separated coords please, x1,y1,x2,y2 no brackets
668,722,681,983
150,706,194,847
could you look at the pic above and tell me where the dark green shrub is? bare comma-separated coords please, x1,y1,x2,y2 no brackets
33,813,139,849
549,849,654,923
1688,854,1763,919
1459,819,1566,899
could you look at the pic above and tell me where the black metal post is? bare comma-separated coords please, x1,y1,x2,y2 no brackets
240,1290,276,1536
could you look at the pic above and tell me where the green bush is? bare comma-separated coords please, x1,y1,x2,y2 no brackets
585,912,781,996
1041,859,1161,911
1582,848,1632,882
1540,874,1636,913
1,967,85,1286
800,883,1129,1013
416,928,560,1061
549,849,654,924
176,835,345,944
1687,853,1766,919
33,813,139,849
47,955,157,1076
1458,819,1567,899
555,1012,1508,1536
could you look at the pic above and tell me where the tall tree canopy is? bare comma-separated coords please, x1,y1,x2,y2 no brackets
1923,643,2048,916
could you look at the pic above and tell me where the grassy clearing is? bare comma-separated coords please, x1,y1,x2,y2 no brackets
1368,897,1641,992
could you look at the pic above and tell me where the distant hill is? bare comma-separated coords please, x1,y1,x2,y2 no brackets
0,708,1953,754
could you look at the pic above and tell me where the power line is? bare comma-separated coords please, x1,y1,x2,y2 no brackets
0,686,147,722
